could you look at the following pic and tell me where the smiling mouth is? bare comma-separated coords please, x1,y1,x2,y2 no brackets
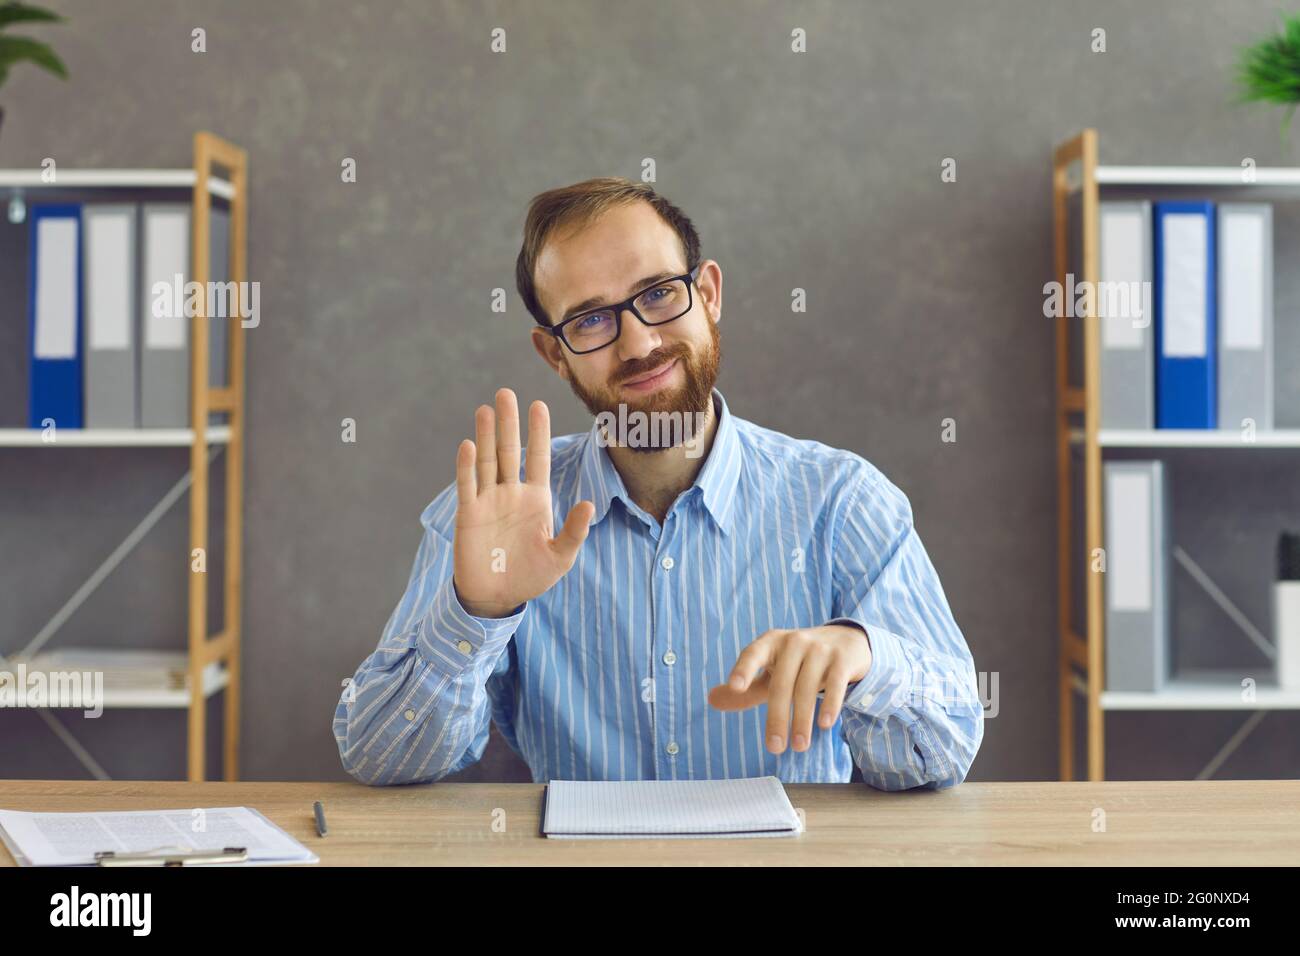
621,358,679,389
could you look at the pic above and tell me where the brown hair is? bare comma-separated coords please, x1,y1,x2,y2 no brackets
515,177,701,327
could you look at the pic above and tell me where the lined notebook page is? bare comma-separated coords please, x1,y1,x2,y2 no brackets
543,775,803,840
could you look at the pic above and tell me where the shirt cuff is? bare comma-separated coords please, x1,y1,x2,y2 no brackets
414,575,526,676
830,618,916,720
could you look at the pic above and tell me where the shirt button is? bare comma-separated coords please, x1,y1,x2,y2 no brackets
662,650,677,665
665,741,679,756
403,709,416,721
456,639,472,655
660,556,675,570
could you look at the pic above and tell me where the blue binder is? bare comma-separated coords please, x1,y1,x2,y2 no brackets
1153,200,1216,428
28,204,84,429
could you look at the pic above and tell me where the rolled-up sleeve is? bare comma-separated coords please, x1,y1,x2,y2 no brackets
825,465,984,791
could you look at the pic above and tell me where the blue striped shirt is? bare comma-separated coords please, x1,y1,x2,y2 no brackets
335,388,983,790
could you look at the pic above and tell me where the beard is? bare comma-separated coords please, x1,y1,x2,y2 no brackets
563,316,721,453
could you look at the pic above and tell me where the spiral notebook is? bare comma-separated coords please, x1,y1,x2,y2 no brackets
541,775,803,839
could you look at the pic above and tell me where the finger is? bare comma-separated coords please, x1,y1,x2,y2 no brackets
764,634,808,753
475,404,497,491
819,665,854,730
728,632,778,691
524,400,551,486
791,647,832,751
455,439,477,506
550,500,595,566
707,671,771,711
496,388,521,483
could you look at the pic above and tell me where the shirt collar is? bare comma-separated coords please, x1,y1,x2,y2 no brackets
574,387,742,536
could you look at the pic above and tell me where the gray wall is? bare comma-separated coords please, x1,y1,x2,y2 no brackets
1,0,1297,783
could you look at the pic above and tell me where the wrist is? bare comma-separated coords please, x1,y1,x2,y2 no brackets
453,579,520,619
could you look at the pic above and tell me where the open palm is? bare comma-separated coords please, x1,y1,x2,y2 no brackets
452,389,594,618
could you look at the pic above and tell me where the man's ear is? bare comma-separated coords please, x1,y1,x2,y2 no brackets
698,259,722,323
531,326,569,380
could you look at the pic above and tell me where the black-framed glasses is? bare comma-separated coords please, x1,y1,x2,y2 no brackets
545,264,702,355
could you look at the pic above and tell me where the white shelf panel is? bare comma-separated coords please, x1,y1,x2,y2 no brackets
0,169,234,200
1096,165,1300,187
1101,670,1300,711
1068,428,1300,448
0,661,228,710
0,426,232,447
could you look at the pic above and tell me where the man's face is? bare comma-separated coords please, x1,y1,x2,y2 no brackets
532,201,722,450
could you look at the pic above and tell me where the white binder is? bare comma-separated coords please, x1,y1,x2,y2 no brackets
139,204,190,427
1105,460,1170,692
1099,201,1154,429
1216,203,1273,433
83,204,139,428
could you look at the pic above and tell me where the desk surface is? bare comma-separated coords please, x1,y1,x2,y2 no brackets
0,779,1292,866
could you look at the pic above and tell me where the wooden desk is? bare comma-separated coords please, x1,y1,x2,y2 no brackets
0,779,1292,865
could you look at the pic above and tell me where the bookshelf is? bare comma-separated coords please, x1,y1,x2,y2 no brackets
1054,129,1300,781
0,132,247,783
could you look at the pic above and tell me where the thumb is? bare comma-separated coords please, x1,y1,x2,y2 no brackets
550,500,595,563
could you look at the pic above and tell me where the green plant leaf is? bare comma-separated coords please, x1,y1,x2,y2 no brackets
0,34,68,78
1235,13,1300,106
0,3,63,30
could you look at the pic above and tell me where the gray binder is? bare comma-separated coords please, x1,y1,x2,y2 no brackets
1099,201,1154,430
1217,203,1274,432
83,205,139,428
1104,460,1170,692
140,204,190,427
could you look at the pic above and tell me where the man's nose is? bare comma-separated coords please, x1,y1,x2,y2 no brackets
614,308,662,360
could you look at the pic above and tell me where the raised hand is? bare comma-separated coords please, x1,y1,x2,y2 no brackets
452,388,595,618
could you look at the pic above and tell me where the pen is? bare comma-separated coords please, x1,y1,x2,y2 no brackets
313,800,327,837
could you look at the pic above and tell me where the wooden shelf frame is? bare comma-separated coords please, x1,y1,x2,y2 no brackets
189,132,248,782
1053,129,1103,781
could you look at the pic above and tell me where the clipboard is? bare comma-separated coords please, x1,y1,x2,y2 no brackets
95,845,249,867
